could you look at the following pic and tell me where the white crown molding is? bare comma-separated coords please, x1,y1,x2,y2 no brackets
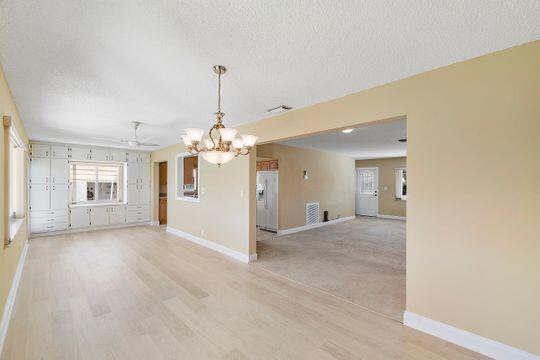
277,215,355,236
376,214,406,221
166,226,256,264
0,240,29,354
404,311,538,360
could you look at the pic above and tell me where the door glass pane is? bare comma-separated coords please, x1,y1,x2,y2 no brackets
360,171,374,194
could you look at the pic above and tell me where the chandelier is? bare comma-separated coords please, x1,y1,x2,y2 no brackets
181,65,258,166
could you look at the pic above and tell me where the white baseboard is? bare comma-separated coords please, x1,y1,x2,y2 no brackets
30,221,152,238
0,240,29,354
149,221,160,226
404,311,538,360
277,215,355,236
166,226,256,264
376,214,406,221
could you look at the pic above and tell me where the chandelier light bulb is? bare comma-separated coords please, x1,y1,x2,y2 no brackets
240,134,258,148
218,128,238,142
185,128,204,142
232,138,243,149
181,135,192,146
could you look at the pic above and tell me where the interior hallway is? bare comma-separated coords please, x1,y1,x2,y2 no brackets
2,226,484,360
256,216,405,321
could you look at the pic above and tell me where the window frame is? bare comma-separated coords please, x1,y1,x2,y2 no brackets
175,152,200,202
69,161,125,205
395,167,407,200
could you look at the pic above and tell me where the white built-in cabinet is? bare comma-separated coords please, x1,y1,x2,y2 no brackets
30,142,151,234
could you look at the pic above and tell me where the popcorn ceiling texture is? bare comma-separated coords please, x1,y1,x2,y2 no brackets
0,0,539,148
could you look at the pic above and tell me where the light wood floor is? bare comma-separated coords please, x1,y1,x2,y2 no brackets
2,226,485,359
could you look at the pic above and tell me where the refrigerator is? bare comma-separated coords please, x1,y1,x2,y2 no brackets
256,170,278,231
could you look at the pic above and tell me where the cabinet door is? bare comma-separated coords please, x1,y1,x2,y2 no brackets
30,158,50,184
139,153,150,164
30,144,50,158
51,145,69,159
91,148,109,161
126,163,139,184
127,151,139,163
71,147,92,160
30,184,50,211
70,207,91,228
110,150,127,162
126,184,139,205
109,206,126,225
50,184,69,210
51,158,69,184
90,207,109,226
139,163,150,184
139,184,150,205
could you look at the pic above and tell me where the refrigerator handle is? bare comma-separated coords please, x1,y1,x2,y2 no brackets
265,179,268,209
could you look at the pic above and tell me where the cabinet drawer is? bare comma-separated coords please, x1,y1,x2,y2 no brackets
127,204,149,212
31,215,69,225
31,209,69,219
31,221,69,233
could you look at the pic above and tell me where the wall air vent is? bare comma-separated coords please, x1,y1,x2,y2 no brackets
306,202,320,226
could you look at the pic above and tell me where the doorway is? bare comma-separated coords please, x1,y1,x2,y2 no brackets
356,167,379,216
158,161,167,224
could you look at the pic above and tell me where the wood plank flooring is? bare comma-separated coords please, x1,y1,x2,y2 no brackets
1,226,486,359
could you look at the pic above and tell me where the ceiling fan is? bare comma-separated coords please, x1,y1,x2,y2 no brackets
120,121,159,147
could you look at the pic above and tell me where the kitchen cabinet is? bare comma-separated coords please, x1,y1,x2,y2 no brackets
30,143,50,158
71,147,92,160
91,148,109,161
51,158,69,184
108,205,126,225
90,207,109,226
51,145,69,159
30,184,50,211
70,207,91,228
30,157,50,184
109,150,127,162
50,184,69,210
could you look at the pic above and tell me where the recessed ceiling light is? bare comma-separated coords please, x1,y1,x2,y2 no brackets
341,129,354,134
268,105,292,113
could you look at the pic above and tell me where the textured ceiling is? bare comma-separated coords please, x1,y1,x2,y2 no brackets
1,1,539,149
280,119,406,160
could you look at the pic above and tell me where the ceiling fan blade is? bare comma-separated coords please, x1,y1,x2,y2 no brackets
137,142,160,146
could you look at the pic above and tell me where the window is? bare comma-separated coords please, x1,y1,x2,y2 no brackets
395,168,407,200
3,116,26,245
70,162,124,204
176,153,199,201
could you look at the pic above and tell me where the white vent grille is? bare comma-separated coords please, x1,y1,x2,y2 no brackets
306,202,320,225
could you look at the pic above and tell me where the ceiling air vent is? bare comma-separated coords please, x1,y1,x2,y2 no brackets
306,202,320,226
398,138,407,142
268,105,292,114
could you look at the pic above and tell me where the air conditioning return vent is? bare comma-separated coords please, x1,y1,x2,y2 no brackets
306,202,320,225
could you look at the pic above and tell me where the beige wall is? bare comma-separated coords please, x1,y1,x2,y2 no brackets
150,146,254,256
0,64,29,326
257,143,355,230
154,41,539,354
356,157,406,217
238,41,540,354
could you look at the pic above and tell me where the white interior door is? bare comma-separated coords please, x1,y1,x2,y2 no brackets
356,167,379,216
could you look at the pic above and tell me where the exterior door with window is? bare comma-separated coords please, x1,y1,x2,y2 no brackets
356,167,378,216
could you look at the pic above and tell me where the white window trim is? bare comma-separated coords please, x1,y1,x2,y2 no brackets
69,161,125,204
395,167,407,200
175,152,200,202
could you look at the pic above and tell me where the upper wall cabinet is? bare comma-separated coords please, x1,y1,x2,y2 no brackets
51,145,69,159
71,147,92,161
127,151,150,163
92,148,110,161
30,144,50,158
110,150,127,162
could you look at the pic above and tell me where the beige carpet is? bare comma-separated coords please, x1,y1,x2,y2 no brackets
255,216,405,321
